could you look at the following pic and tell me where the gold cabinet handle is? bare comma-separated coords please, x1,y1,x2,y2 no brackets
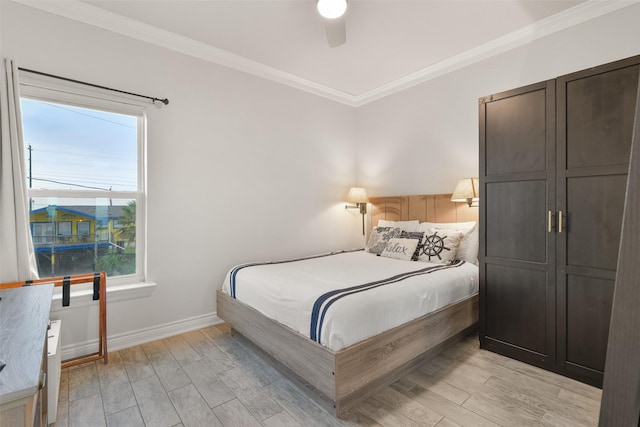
548,211,552,233
558,211,563,233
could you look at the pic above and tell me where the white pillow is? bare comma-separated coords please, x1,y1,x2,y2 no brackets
417,221,476,233
380,238,419,261
418,221,478,264
416,228,464,264
378,220,419,232
456,224,479,264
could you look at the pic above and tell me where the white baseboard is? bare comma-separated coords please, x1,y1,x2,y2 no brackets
60,312,223,361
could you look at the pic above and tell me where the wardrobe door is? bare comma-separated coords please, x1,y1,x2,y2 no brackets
479,80,556,369
556,57,639,387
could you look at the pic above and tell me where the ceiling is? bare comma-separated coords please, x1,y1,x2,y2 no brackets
14,0,634,105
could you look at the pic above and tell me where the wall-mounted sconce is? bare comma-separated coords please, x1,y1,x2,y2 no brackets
451,178,479,207
345,187,368,235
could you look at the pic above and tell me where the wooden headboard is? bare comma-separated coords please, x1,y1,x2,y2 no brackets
368,194,478,230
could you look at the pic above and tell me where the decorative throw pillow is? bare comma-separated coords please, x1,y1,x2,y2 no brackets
418,221,478,264
380,238,419,261
399,231,425,260
416,228,464,264
365,227,402,255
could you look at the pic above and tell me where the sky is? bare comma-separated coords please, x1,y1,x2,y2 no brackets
21,98,138,194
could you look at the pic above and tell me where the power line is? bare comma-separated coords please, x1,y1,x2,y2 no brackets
31,177,111,191
33,171,136,185
32,147,137,162
40,102,137,129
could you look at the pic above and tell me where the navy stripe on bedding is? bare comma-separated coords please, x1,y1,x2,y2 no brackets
309,260,465,344
229,249,363,298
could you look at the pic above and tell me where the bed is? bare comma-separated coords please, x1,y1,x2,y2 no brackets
216,194,479,417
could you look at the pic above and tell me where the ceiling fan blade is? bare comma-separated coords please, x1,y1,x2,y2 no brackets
325,17,346,48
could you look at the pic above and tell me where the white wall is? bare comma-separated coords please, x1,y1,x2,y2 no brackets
1,2,362,355
356,3,640,197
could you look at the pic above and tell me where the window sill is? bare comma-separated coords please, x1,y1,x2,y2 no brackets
50,281,156,313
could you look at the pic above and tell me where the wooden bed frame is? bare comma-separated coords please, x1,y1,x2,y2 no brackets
216,194,479,417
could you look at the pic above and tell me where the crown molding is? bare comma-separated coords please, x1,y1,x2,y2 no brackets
11,0,360,106
11,0,639,107
352,0,640,106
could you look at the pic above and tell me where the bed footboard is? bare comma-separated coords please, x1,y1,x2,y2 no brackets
216,290,478,417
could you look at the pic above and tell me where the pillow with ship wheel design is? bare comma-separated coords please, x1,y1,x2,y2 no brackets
416,228,464,264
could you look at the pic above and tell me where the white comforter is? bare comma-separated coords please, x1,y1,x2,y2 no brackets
221,250,478,351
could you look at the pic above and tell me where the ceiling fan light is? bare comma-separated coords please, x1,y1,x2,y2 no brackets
317,0,347,19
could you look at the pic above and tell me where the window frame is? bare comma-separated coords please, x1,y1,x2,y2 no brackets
20,72,148,287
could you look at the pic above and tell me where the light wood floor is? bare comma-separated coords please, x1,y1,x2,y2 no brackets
52,324,601,427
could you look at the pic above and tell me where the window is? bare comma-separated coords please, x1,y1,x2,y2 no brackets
58,221,72,237
20,74,146,285
31,222,54,246
77,221,90,236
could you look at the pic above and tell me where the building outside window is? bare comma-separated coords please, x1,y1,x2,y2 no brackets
20,72,146,285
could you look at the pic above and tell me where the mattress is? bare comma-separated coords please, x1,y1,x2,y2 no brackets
221,250,479,351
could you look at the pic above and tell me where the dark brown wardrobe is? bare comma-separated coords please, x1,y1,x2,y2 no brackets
478,55,640,387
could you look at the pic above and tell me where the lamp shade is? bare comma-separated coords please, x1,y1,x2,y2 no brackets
346,187,368,204
451,178,479,204
317,0,347,19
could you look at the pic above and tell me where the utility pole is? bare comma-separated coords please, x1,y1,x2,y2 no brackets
28,144,32,188
47,205,56,276
28,144,33,212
